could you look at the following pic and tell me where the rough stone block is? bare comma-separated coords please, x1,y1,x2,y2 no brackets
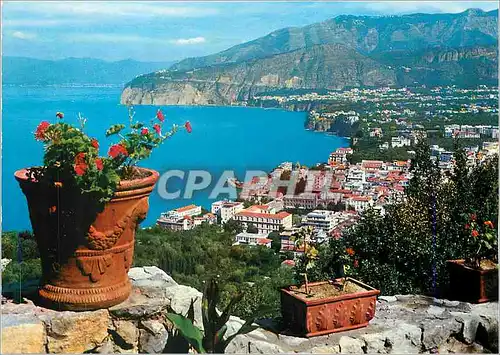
46,309,109,353
1,314,46,353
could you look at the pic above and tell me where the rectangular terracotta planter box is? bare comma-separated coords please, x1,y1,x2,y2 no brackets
281,278,380,337
447,259,498,303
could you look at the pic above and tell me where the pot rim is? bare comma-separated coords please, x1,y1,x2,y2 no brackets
447,259,498,274
281,277,380,306
14,167,159,191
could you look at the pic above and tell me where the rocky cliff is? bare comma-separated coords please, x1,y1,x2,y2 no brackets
169,8,498,72
121,9,498,106
2,266,498,354
121,44,396,106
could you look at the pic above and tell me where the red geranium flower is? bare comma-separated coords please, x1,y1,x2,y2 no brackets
153,124,161,135
464,224,470,230
484,221,494,229
156,109,165,122
185,121,192,133
141,128,149,135
471,230,479,238
95,158,104,171
74,163,88,176
75,152,86,164
353,259,359,268
471,213,477,221
108,144,129,159
91,139,99,149
35,121,51,140
346,248,355,256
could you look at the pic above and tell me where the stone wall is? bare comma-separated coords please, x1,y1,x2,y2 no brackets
2,266,498,354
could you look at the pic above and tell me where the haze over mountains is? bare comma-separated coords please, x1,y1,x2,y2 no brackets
3,57,176,86
121,8,498,106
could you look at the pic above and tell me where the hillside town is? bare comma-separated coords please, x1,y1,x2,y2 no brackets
156,139,499,256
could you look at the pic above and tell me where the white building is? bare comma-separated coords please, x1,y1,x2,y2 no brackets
303,210,337,232
234,232,272,248
157,215,193,231
211,200,244,223
391,136,411,148
234,210,293,234
193,213,217,227
345,196,374,212
167,204,202,219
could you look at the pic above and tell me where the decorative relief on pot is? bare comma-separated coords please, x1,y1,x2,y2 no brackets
333,301,347,329
76,254,113,282
365,299,376,321
87,216,131,250
86,199,149,250
314,304,330,331
124,245,134,271
350,299,363,325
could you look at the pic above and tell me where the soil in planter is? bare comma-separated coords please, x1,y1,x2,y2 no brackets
290,281,367,300
463,259,498,271
119,167,152,180
479,259,497,271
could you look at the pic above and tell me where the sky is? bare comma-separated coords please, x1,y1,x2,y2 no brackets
2,1,498,62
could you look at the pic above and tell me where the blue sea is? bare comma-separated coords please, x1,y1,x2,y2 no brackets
2,86,347,231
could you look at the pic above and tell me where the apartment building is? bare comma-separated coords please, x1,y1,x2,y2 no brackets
303,210,337,232
234,209,292,234
211,200,244,223
234,232,272,248
345,195,374,212
168,204,202,219
283,193,318,209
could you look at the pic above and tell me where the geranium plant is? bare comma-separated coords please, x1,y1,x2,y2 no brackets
464,213,498,270
30,107,192,206
291,226,319,294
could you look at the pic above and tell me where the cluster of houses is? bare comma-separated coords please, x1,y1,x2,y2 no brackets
444,124,499,139
156,139,499,254
156,204,216,231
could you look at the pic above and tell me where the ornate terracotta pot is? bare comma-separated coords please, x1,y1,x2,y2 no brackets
15,167,159,311
447,259,498,303
281,278,380,337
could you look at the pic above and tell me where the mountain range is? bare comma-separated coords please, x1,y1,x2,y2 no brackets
121,8,498,106
3,57,176,86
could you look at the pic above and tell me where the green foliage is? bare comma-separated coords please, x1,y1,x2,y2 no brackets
134,224,289,319
268,231,281,253
105,124,126,137
1,231,40,262
229,268,294,319
1,231,42,294
246,223,258,234
166,278,259,353
223,219,243,234
2,259,42,285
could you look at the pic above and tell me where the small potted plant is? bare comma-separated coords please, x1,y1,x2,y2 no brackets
447,213,498,303
281,229,380,337
15,108,192,310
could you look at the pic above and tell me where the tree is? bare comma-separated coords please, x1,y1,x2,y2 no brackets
246,223,258,234
268,231,281,253
327,201,345,212
223,218,243,234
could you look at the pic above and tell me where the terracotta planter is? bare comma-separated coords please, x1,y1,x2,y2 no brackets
281,278,380,337
447,259,498,303
15,167,159,311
